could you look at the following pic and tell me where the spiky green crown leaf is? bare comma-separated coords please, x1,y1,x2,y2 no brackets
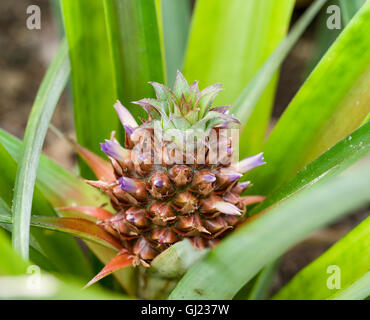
133,71,240,140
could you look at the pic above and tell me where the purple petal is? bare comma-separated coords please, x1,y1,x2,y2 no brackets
137,154,146,162
118,177,137,194
100,140,128,161
114,101,138,128
238,181,251,191
203,174,216,183
237,153,266,173
227,172,243,182
123,125,134,136
214,202,241,216
153,178,164,188
126,212,135,223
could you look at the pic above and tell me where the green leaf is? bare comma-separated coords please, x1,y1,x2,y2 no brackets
232,0,327,157
331,271,370,300
0,275,130,300
245,260,280,300
184,0,295,156
233,259,280,300
250,2,370,195
103,0,165,119
0,129,109,209
161,0,191,86
274,217,370,300
305,0,342,74
0,212,122,252
339,0,366,25
169,160,370,299
0,143,92,279
0,228,28,275
150,240,209,279
0,228,129,299
0,199,56,271
250,121,370,215
0,203,135,294
11,39,69,260
0,130,134,293
61,0,118,178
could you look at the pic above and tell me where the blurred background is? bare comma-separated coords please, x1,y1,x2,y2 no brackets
0,0,367,295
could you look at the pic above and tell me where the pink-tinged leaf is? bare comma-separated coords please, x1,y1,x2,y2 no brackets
85,250,134,288
57,206,113,221
242,196,267,206
71,140,115,182
84,180,113,190
0,130,134,292
30,216,123,251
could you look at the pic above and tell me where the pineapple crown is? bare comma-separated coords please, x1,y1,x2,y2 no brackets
128,71,240,139
107,72,247,165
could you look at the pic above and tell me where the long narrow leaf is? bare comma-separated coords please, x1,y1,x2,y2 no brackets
339,0,366,25
185,0,295,156
0,129,109,209
103,0,165,120
250,2,370,195
0,227,28,275
0,143,92,278
61,0,118,178
305,0,342,74
169,160,370,299
35,211,134,294
0,130,134,292
0,213,123,252
0,198,58,271
12,39,69,260
331,271,370,300
0,228,128,299
161,0,191,86
246,260,280,300
250,121,370,215
232,0,327,157
274,217,370,300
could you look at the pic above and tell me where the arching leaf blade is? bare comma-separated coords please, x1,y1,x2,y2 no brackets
250,2,370,195
250,121,370,215
11,39,70,260
274,217,370,300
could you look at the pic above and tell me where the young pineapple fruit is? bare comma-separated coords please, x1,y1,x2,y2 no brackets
87,72,265,267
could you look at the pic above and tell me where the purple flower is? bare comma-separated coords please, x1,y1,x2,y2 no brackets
100,139,128,161
153,178,164,188
203,174,216,183
237,153,266,173
118,177,137,194
238,181,251,191
114,100,138,128
227,172,243,182
123,125,134,136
